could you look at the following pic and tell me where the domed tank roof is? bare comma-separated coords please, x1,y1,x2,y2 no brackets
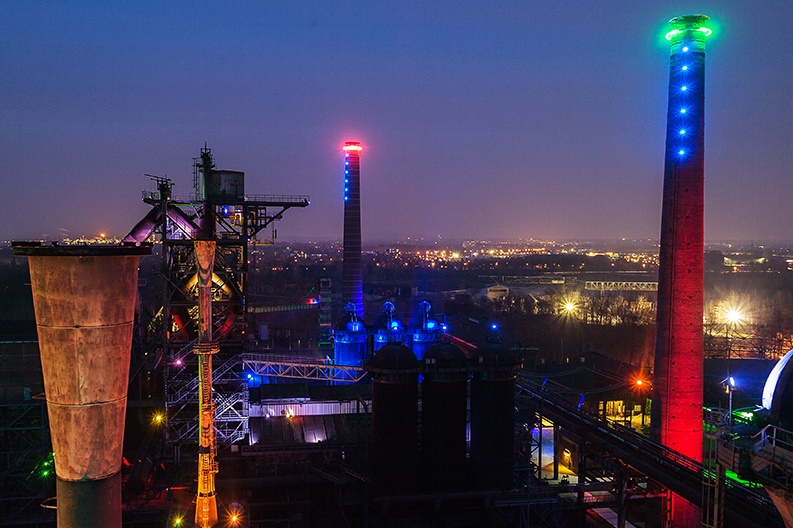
424,342,466,369
472,343,519,369
334,314,366,332
370,342,417,370
763,349,793,426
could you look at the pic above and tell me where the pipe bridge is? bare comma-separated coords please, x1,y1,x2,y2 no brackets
515,374,783,528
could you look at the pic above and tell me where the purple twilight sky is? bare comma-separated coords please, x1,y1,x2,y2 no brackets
2,1,792,244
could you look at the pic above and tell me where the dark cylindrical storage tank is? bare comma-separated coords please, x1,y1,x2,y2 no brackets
421,342,468,491
469,343,520,490
369,342,419,494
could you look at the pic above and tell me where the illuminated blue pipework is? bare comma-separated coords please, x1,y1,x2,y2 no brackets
333,302,367,367
332,301,445,367
406,301,444,360
372,302,404,352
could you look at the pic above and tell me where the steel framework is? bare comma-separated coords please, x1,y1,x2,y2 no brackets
125,147,309,452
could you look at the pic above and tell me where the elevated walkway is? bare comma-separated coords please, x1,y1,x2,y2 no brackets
516,374,784,528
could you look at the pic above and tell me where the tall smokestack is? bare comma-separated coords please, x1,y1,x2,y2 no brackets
13,243,150,528
342,142,364,319
651,15,711,526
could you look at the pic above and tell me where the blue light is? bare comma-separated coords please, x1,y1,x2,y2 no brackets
678,149,686,156
682,65,688,71
682,46,689,52
345,179,349,183
344,196,348,201
679,129,686,135
344,187,348,192
729,376,736,388
681,85,688,91
247,374,253,380
426,320,437,330
680,108,687,114
390,320,399,330
490,323,499,331
345,170,349,174
440,323,448,332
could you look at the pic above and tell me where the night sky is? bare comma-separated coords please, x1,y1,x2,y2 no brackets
2,1,792,244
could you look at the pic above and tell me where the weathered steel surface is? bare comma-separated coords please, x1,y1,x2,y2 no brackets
28,254,139,482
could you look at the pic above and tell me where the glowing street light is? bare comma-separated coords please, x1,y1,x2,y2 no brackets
559,297,579,317
724,376,736,428
724,307,744,325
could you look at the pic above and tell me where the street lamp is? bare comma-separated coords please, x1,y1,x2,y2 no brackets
559,298,578,363
722,305,745,360
725,376,736,428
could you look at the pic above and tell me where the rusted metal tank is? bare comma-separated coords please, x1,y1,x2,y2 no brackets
13,242,149,528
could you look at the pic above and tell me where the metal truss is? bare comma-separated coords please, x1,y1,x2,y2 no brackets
241,353,367,383
584,281,658,291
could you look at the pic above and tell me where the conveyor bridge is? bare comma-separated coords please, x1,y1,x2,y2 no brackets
516,374,783,528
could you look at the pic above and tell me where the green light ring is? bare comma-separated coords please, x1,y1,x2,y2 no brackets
665,27,712,41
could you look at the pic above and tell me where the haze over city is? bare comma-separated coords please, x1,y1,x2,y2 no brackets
2,1,792,243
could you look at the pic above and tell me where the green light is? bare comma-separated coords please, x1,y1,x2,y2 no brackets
665,26,712,41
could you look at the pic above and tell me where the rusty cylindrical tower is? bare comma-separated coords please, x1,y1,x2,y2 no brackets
342,142,364,319
13,243,150,528
651,15,711,527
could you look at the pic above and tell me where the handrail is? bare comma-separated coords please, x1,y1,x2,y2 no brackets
515,373,782,527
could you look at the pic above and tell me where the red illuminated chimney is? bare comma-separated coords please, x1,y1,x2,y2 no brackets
342,142,364,319
651,15,712,526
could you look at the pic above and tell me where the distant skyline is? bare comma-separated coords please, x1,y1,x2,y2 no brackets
2,2,792,244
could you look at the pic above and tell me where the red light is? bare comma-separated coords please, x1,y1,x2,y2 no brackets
343,142,362,152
